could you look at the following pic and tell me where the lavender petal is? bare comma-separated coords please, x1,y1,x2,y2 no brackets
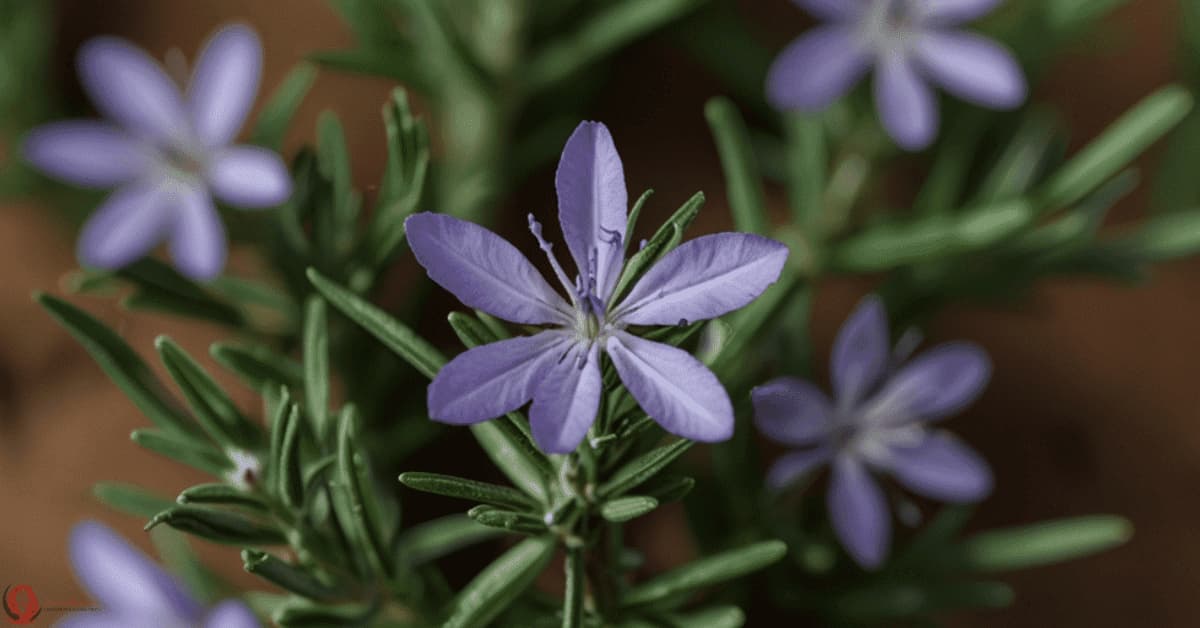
874,53,939,150
404,213,572,325
919,0,1002,25
767,446,832,490
863,342,991,423
77,37,188,142
206,146,292,208
78,182,172,270
428,331,568,425
203,600,262,628
831,295,890,408
69,521,203,620
529,342,602,454
188,24,263,146
616,233,788,326
555,121,628,301
168,185,226,280
828,456,891,569
916,31,1026,109
887,431,993,502
56,613,132,628
752,377,834,446
767,25,871,112
793,0,864,20
23,122,145,188
606,332,734,443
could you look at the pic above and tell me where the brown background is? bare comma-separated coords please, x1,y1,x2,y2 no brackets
0,1,1195,626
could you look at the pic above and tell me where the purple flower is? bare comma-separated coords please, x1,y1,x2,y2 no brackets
752,296,993,568
766,0,1027,150
62,520,259,627
406,121,789,454
24,24,291,280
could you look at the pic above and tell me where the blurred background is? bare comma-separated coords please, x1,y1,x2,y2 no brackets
0,0,1195,625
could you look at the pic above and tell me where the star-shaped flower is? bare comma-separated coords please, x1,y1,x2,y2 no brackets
63,520,259,627
405,121,790,454
24,24,291,280
766,0,1027,149
753,296,993,568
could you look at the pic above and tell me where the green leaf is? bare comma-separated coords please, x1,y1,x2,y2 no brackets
444,536,556,628
156,336,262,450
131,429,231,477
563,547,585,628
395,514,503,567
307,269,446,379
611,192,705,303
833,580,1013,619
335,406,394,577
272,596,379,627
93,482,175,519
975,109,1058,204
705,97,767,234
37,293,199,438
599,439,693,498
243,549,344,601
601,495,659,522
147,505,286,546
1038,85,1192,210
399,472,537,511
177,483,268,510
621,540,787,608
470,420,552,505
277,403,306,509
111,259,245,328
783,112,826,230
1109,209,1200,261
211,342,304,392
958,515,1132,573
252,63,317,149
303,296,331,437
368,88,430,266
316,111,360,255
467,505,549,535
641,475,695,504
666,605,745,628
524,0,704,93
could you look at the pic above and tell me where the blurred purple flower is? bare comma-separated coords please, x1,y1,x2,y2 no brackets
766,0,1026,150
406,121,789,454
62,520,259,628
752,296,993,569
24,24,291,280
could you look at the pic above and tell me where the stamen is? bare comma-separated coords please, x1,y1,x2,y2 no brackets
528,214,580,308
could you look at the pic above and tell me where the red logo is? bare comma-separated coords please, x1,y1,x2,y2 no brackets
2,585,41,625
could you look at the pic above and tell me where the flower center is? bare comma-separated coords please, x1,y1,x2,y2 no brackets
158,141,207,179
861,0,921,55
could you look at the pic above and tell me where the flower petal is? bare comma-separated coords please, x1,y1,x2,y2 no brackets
874,53,939,150
767,25,871,111
530,342,602,454
168,184,227,280
555,121,628,302
616,233,789,326
916,31,1026,109
767,446,832,490
56,613,133,628
77,36,188,142
23,121,146,188
831,295,890,408
69,521,203,619
405,213,572,325
827,456,890,569
752,377,834,446
918,0,1002,25
78,182,172,270
428,331,569,425
606,332,734,442
188,24,262,146
206,145,292,208
863,342,991,423
887,431,993,502
793,0,863,20
204,599,262,628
